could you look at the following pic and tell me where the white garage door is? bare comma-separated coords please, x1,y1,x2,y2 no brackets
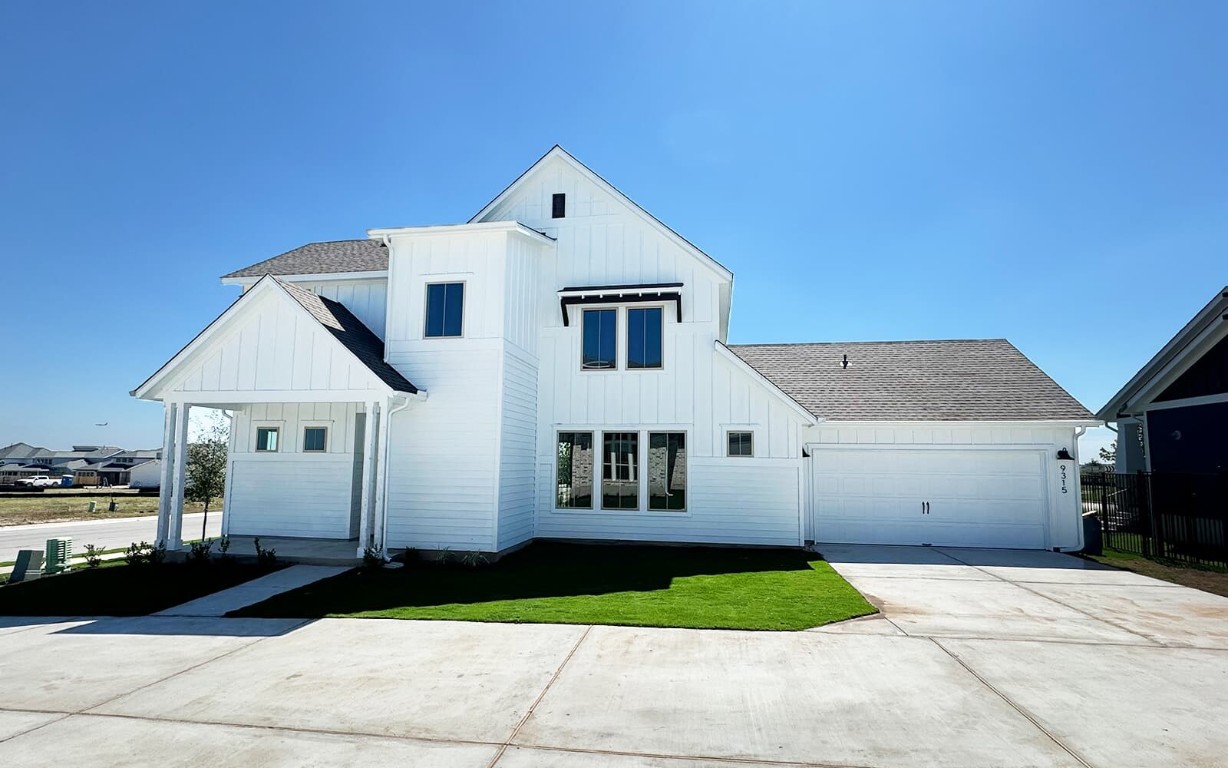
811,447,1050,549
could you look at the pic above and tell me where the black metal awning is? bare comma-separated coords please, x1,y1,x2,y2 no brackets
557,283,683,326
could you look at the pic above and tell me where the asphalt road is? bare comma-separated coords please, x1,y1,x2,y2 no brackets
0,512,221,563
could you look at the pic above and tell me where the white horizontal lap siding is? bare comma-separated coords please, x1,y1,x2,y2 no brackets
292,278,388,340
226,458,353,538
383,347,501,551
498,346,538,550
535,459,800,546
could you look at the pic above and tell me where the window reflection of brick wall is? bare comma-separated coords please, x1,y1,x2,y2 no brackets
648,443,687,496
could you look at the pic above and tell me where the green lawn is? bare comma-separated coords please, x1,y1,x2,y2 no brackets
232,542,877,631
0,560,279,616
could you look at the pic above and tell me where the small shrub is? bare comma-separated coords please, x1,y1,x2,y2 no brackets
82,544,106,568
362,547,386,569
149,542,167,565
458,551,491,569
188,539,213,564
217,535,231,558
124,541,152,566
253,537,277,568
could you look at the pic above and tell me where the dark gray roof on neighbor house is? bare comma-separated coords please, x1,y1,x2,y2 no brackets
222,240,388,279
276,278,418,394
729,339,1094,422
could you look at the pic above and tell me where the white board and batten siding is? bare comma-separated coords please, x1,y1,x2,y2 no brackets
226,403,364,539
381,227,547,552
805,423,1084,550
288,278,388,340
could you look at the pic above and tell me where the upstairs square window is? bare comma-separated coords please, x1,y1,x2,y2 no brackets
582,309,617,370
552,193,566,218
627,307,663,369
425,282,464,338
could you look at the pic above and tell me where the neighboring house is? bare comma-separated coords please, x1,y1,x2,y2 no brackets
1097,287,1228,474
128,459,162,490
133,146,1096,557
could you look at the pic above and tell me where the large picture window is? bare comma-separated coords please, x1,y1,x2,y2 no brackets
556,432,594,509
648,432,686,510
627,307,663,369
582,309,617,370
424,282,464,338
602,431,639,509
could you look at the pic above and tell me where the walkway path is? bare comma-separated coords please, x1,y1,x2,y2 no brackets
155,565,350,617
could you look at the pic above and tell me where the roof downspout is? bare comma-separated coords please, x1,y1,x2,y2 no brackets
376,395,413,559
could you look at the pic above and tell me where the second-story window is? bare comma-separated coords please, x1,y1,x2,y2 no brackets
424,282,464,338
627,307,663,369
582,309,617,370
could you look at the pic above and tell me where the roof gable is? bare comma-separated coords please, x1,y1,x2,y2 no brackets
1097,287,1228,419
731,339,1094,423
469,146,733,283
133,276,416,400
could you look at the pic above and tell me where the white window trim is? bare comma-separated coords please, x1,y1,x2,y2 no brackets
726,430,755,458
302,425,329,453
423,280,466,339
254,425,281,453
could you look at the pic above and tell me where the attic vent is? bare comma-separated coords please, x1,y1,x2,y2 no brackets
552,193,566,219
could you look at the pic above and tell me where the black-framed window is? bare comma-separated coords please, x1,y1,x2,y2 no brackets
602,431,639,510
424,282,464,338
648,432,686,511
728,431,753,457
627,307,663,369
556,432,594,509
582,309,617,370
303,427,327,453
255,427,279,452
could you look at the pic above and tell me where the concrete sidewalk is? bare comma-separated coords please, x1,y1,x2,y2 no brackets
0,546,1224,767
156,565,350,617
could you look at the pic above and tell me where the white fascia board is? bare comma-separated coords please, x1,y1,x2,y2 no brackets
367,220,555,246
221,270,388,287
1096,286,1228,421
469,146,734,284
715,341,818,426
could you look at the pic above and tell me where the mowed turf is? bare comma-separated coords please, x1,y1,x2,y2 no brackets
232,542,876,630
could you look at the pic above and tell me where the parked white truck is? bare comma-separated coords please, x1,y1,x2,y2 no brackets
14,475,60,488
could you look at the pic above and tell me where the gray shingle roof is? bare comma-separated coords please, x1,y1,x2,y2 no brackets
275,279,417,394
223,240,388,279
729,339,1093,422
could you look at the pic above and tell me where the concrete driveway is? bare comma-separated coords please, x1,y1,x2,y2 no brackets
0,546,1224,768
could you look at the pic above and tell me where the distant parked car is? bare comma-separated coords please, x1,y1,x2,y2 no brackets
14,475,58,487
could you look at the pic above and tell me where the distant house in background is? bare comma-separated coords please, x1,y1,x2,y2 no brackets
1097,286,1228,474
0,442,161,486
128,459,162,490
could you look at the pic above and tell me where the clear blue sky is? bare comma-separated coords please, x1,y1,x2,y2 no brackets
2,1,1224,458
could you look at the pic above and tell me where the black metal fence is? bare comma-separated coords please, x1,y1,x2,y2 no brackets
1081,470,1228,569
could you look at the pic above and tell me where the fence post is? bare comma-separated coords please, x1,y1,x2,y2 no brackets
1141,470,1160,559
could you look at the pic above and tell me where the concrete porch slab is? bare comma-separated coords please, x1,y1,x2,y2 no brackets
940,638,1228,768
0,714,499,767
155,565,350,617
203,535,360,565
514,626,1082,767
92,618,588,744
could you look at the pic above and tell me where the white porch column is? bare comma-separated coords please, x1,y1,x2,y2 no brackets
155,402,177,546
166,403,191,550
356,400,380,556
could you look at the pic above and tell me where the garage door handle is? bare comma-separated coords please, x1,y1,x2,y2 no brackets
921,501,926,515
923,502,930,515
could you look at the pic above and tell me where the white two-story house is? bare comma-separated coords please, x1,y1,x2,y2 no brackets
134,147,1097,559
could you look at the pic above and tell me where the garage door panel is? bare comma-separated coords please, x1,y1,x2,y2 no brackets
812,447,1050,550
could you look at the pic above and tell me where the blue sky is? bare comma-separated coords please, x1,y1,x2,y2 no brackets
1,1,1224,458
